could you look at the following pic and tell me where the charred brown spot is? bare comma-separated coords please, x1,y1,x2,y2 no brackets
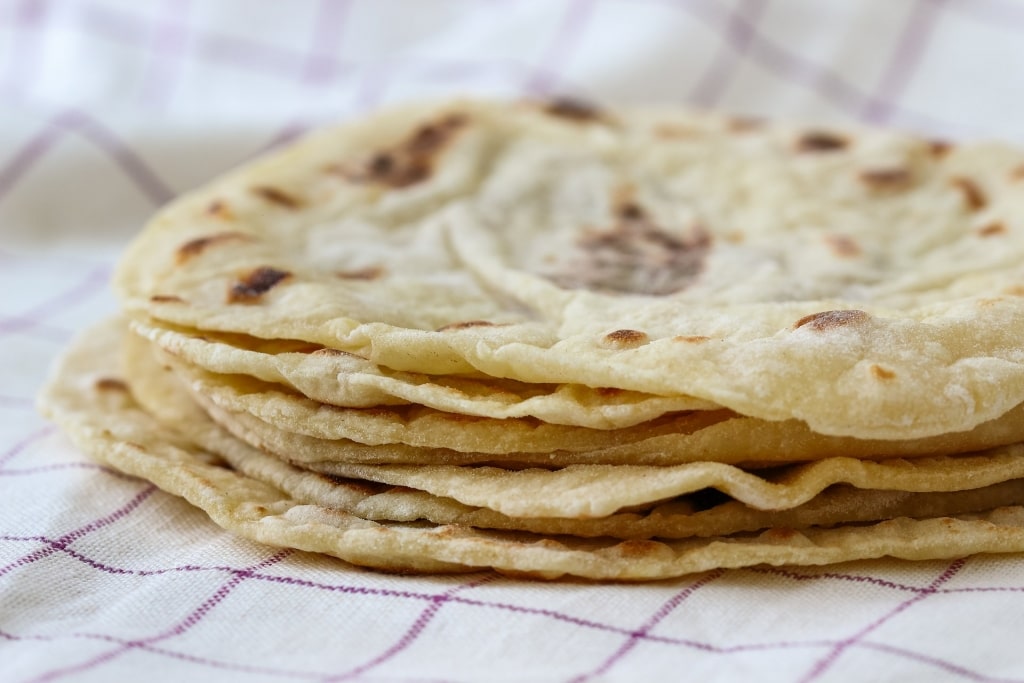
870,364,896,380
951,177,987,211
673,335,710,343
859,168,913,192
615,539,664,558
150,294,184,303
206,200,235,220
794,309,870,331
978,222,1007,237
336,266,384,280
796,131,848,153
824,234,862,258
596,387,624,397
346,113,469,189
728,116,763,132
252,186,302,209
95,378,128,392
175,232,252,264
1005,285,1024,297
545,199,711,296
618,202,645,221
542,97,604,122
436,320,498,332
1011,165,1024,181
227,267,292,304
929,140,952,158
602,329,649,349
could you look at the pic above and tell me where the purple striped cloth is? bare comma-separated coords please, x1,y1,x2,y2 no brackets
3,1,1024,680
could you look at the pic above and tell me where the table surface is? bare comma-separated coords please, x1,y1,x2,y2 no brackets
4,1,1024,681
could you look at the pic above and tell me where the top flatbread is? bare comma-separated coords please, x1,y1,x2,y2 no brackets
115,99,1024,439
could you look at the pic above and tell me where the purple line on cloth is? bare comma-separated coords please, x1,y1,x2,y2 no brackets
860,640,1024,683
139,0,193,107
0,263,109,338
0,542,1013,682
0,628,332,682
0,485,156,579
55,110,176,204
0,0,49,95
0,461,138,479
303,0,353,83
0,120,65,203
861,0,945,122
526,0,597,96
569,569,725,682
751,566,928,593
798,558,967,682
326,574,498,682
0,425,56,468
26,550,293,683
688,0,768,106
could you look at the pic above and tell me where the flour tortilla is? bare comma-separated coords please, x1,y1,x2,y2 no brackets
116,99,1024,439
163,346,1024,465
132,318,717,428
127,326,1024,519
123,323,1024,539
40,319,1024,580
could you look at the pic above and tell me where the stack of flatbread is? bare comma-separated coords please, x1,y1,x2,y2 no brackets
40,99,1024,580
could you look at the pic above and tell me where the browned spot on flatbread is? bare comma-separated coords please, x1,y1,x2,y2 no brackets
545,196,712,296
252,186,302,209
859,168,913,192
870,364,896,380
761,527,800,542
929,140,953,158
796,131,848,153
596,387,624,397
95,378,128,392
950,177,987,211
673,335,710,343
615,539,665,558
824,234,862,258
1005,284,1024,297
206,200,235,220
345,113,469,189
794,309,870,331
602,329,649,349
175,232,252,264
436,320,498,332
542,98,604,122
150,295,185,303
654,124,697,139
336,266,384,280
978,222,1007,237
227,267,292,304
1011,165,1024,181
728,116,763,132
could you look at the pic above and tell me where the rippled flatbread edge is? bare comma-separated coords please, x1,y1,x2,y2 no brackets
37,319,1024,580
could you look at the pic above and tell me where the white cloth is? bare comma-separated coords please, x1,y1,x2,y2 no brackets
4,1,1024,680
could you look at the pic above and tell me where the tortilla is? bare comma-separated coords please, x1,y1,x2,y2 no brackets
40,319,1024,580
115,99,1024,439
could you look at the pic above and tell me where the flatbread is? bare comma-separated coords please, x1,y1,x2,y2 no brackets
40,319,1024,580
132,318,717,428
116,99,1024,439
129,325,1024,519
163,344,1024,465
123,324,1024,540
